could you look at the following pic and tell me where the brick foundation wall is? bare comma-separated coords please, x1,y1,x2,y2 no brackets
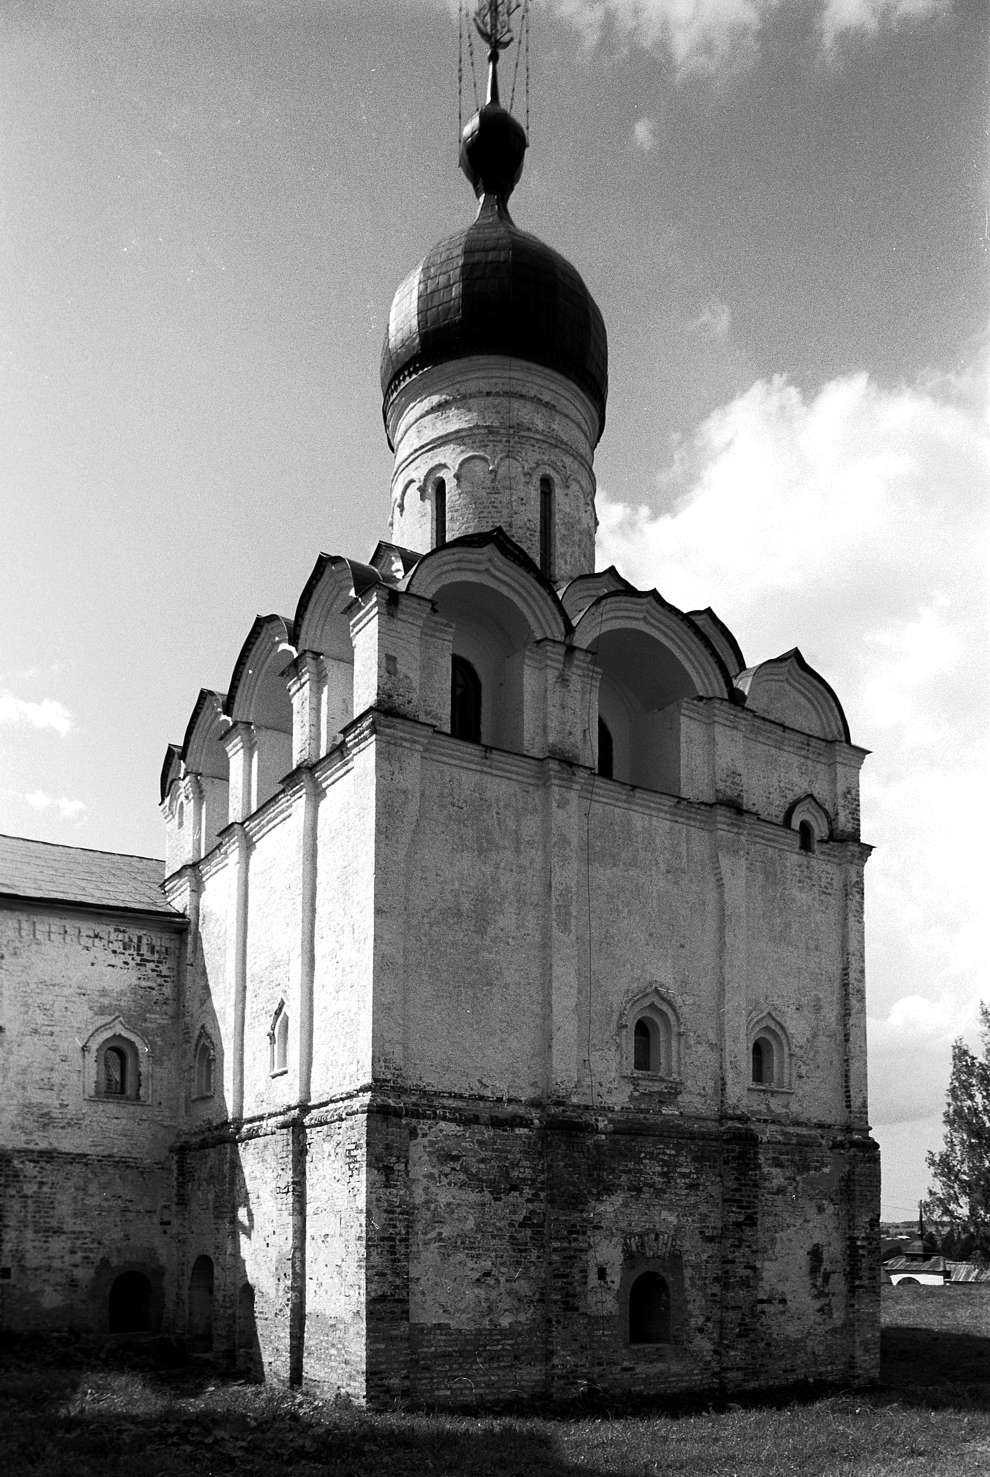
361,1093,880,1407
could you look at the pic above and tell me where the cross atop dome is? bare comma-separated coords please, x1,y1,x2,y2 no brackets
460,2,528,205
472,0,521,100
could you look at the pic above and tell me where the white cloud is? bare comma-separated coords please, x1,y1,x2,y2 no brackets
553,0,769,73
0,691,74,736
819,0,951,49
689,299,732,341
550,0,953,73
596,359,990,1128
22,789,89,823
632,115,657,151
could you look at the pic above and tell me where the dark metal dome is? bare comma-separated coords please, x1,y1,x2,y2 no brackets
380,97,608,446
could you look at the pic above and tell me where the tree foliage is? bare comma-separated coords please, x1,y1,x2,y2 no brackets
925,1003,990,1257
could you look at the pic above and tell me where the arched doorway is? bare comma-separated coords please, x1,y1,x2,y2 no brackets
108,1271,152,1333
236,1280,259,1378
188,1254,214,1351
628,1270,671,1344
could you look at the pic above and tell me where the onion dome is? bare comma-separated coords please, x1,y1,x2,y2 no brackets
380,79,608,446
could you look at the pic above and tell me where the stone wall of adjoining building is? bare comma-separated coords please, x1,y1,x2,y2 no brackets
0,901,182,1332
360,1099,879,1407
0,904,182,1157
0,1148,174,1333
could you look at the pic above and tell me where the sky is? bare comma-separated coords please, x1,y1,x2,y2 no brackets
1,0,987,1221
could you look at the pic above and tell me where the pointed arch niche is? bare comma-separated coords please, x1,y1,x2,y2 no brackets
748,1012,792,1092
269,1000,289,1077
192,1026,217,1101
620,989,682,1084
82,1017,151,1104
785,794,832,855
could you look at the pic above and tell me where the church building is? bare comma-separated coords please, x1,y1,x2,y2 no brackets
0,14,879,1405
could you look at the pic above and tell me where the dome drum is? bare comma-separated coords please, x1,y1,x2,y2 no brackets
386,356,599,581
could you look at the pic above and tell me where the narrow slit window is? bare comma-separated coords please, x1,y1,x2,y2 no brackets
633,1018,653,1072
798,820,816,853
597,716,614,779
752,1036,772,1085
434,478,446,548
539,476,553,578
194,1034,215,1098
450,655,482,744
270,1004,289,1076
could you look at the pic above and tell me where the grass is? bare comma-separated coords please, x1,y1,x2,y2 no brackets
3,1286,989,1476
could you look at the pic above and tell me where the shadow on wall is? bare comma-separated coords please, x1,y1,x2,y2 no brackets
88,985,264,1382
174,1051,265,1379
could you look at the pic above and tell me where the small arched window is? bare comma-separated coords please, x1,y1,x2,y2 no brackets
633,1018,653,1072
752,1036,773,1085
629,1271,671,1344
434,477,446,548
270,1002,289,1076
597,716,614,779
84,1020,149,1104
539,475,553,578
96,1035,141,1101
450,655,482,744
786,795,830,853
625,995,679,1081
630,1009,674,1077
749,1016,790,1090
193,1030,216,1099
104,1046,127,1097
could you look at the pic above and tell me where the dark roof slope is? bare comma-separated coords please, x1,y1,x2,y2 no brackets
0,834,179,917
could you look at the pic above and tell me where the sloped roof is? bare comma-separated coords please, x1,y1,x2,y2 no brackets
945,1261,990,1284
0,834,179,917
883,1255,948,1275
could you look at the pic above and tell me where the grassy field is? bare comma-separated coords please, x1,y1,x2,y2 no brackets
3,1286,989,1477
